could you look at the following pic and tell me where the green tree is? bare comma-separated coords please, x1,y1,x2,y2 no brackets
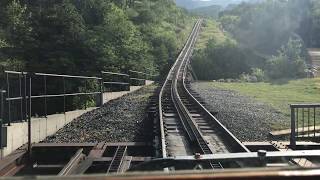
192,37,251,80
266,38,306,79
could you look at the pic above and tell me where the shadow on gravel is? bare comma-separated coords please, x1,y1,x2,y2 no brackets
43,84,158,144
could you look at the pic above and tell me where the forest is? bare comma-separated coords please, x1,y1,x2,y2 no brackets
2,0,320,83
192,0,320,81
0,0,193,82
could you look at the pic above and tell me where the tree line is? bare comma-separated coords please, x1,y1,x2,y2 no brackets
0,0,193,114
0,0,192,82
192,0,320,81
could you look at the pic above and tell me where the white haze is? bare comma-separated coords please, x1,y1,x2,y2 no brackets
175,0,263,9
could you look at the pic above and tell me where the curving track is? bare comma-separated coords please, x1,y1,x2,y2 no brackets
158,20,250,168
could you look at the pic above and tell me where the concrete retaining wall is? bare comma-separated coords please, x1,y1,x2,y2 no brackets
0,108,96,158
0,81,154,158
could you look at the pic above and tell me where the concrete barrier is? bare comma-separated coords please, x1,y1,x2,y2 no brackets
0,108,96,158
0,81,154,158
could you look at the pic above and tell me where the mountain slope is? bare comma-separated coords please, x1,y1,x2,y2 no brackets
190,5,222,18
175,0,264,9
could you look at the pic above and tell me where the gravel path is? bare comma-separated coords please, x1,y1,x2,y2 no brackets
191,82,289,142
44,85,157,143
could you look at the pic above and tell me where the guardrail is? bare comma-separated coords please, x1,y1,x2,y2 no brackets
101,71,130,91
101,70,156,88
0,71,157,149
290,104,320,148
129,70,157,86
2,70,157,126
4,71,103,126
0,69,157,152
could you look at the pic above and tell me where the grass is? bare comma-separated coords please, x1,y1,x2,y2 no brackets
210,78,320,129
196,19,227,50
174,17,197,50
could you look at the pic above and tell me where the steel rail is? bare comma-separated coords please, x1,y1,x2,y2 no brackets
159,18,249,163
170,20,223,169
181,38,250,153
166,19,207,154
171,20,213,154
175,22,248,153
130,149,320,171
58,148,84,176
158,20,201,158
176,22,248,154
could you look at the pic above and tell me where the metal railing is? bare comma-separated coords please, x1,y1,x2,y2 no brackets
102,70,157,89
2,69,157,125
290,104,320,148
128,70,157,86
101,71,130,91
0,69,157,151
4,71,103,126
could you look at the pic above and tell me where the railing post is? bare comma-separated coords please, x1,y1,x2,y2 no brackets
23,73,27,122
44,76,47,118
290,105,296,149
19,74,23,122
6,73,11,126
127,72,130,91
63,77,66,114
0,90,5,149
99,78,104,106
27,73,32,158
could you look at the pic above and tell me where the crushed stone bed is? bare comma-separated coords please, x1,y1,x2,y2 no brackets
190,82,289,142
44,85,157,143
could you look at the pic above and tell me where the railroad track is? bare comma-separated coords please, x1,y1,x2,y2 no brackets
1,19,320,176
158,19,250,168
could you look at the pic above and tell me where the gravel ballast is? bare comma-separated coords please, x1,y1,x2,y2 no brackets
44,85,157,143
191,82,289,142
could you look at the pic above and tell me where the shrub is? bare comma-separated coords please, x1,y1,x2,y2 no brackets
266,38,306,79
251,68,266,82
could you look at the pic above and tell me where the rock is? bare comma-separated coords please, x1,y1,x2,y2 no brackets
190,82,289,141
43,85,157,143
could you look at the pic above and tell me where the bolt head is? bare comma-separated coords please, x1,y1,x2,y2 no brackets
194,153,201,159
257,150,267,157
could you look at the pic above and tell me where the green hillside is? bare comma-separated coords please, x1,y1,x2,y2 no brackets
0,0,194,80
190,5,222,18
